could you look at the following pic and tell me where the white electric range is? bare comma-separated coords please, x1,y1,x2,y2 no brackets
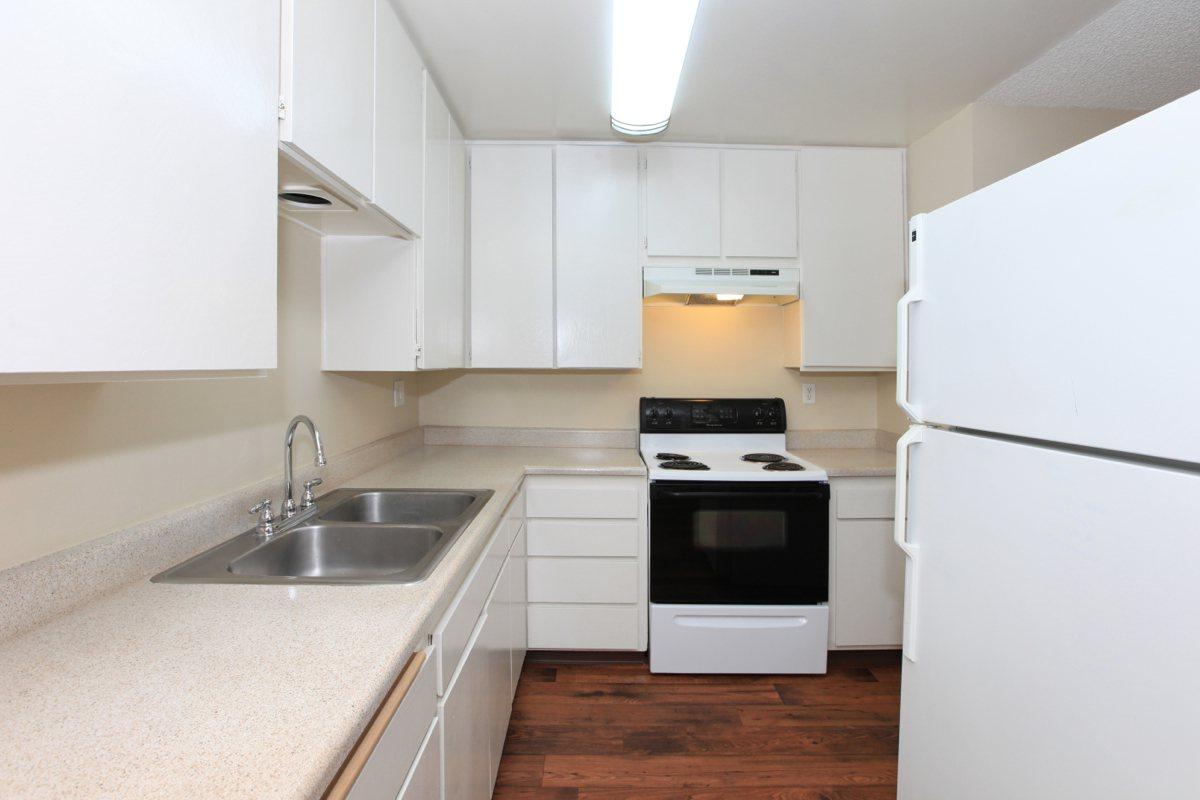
640,397,831,674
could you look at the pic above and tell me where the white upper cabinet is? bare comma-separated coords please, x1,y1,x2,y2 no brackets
722,149,798,257
784,147,906,371
2,0,278,376
469,145,555,368
281,0,375,198
644,148,722,256
555,146,642,369
419,80,466,370
371,0,425,234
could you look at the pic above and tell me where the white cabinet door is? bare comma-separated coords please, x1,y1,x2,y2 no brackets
2,0,277,375
554,145,641,368
481,577,512,796
834,519,905,647
370,0,424,234
440,619,491,800
644,147,722,256
282,0,374,197
789,147,905,370
418,77,465,369
397,718,440,800
469,145,555,368
508,523,528,699
722,149,798,257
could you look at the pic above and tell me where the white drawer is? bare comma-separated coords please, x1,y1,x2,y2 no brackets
525,475,642,519
527,604,639,650
432,505,519,695
526,519,639,557
835,477,896,519
527,558,638,603
340,647,437,800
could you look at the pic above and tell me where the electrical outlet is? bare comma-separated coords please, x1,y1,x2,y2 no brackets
393,379,405,407
802,383,816,405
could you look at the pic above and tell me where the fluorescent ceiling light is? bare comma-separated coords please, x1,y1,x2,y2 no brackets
611,0,700,136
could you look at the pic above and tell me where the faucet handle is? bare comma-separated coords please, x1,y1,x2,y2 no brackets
249,498,276,536
300,478,323,509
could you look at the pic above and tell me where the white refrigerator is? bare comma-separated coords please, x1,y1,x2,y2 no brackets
895,88,1200,799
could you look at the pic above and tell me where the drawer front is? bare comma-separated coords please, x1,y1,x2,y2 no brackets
525,475,642,519
527,558,639,603
526,518,640,557
397,717,440,800
527,604,639,650
835,477,896,519
433,509,518,695
343,647,437,800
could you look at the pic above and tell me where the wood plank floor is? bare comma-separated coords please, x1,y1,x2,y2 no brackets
493,651,901,800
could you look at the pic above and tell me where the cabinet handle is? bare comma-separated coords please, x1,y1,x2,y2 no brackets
897,214,925,421
323,648,428,800
894,427,924,662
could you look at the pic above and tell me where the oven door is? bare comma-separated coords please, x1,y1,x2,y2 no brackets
650,480,830,605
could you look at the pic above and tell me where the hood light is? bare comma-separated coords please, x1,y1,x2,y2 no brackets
610,0,700,137
715,293,744,302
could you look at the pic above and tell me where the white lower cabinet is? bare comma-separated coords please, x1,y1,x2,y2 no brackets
830,477,904,648
433,490,527,800
524,476,648,651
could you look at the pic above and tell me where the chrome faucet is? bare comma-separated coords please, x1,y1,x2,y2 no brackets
283,415,327,517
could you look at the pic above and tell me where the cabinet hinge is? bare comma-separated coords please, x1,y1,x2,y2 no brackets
277,96,287,120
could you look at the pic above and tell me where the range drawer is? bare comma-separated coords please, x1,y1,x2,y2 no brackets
527,558,639,603
835,477,896,519
526,518,640,557
527,604,639,650
328,646,437,800
525,475,642,519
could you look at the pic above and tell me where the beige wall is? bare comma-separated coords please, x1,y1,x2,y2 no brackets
0,218,419,571
420,304,880,431
875,102,1141,434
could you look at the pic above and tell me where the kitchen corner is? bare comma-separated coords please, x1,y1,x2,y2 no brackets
0,428,889,799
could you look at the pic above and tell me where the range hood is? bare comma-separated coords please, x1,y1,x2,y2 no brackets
643,266,800,303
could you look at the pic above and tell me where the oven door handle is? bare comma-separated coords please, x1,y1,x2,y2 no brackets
655,490,828,501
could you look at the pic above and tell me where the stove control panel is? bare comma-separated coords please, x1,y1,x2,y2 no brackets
639,397,787,433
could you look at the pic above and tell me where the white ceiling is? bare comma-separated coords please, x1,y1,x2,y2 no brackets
980,0,1200,110
392,0,1126,146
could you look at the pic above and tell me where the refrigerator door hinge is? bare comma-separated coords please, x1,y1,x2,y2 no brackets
277,96,287,120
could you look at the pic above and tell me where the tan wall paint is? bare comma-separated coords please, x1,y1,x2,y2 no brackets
420,305,880,431
0,218,419,571
876,103,1142,434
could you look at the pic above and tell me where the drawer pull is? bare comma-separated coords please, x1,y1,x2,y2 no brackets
324,649,427,800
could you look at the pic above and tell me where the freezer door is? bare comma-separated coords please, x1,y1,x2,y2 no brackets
896,426,1200,799
899,88,1200,463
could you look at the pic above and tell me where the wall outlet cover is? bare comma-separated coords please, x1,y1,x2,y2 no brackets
802,383,816,404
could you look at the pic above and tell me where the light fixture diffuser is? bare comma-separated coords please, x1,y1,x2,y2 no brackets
610,0,700,136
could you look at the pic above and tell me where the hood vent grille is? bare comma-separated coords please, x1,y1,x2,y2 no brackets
694,268,751,276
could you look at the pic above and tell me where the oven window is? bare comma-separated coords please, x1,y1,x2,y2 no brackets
651,481,829,605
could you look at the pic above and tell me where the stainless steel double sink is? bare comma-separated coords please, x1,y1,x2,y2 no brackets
152,488,493,585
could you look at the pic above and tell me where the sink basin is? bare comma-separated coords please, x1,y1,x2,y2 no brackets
228,524,444,580
319,490,476,524
151,487,493,585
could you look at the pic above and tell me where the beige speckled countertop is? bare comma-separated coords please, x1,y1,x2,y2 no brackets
793,447,897,477
0,445,644,800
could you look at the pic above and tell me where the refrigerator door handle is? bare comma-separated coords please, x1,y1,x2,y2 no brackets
894,426,925,662
897,214,925,421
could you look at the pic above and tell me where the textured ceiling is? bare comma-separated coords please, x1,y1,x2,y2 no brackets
981,0,1200,109
393,0,1121,146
